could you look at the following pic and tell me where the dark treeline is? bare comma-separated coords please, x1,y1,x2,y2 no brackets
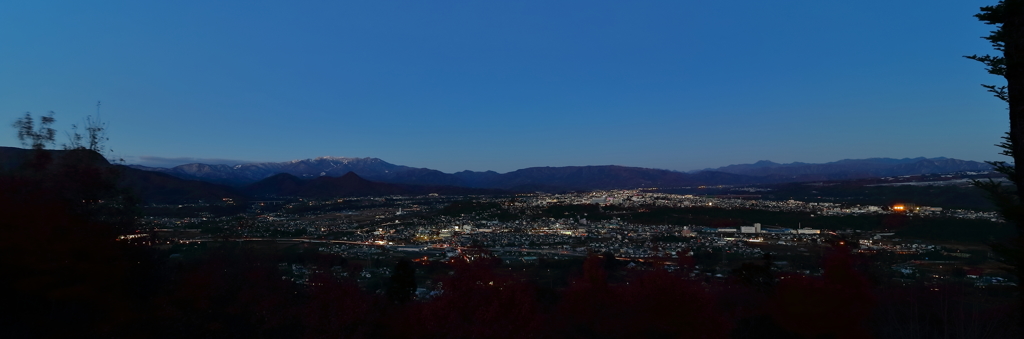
764,184,997,212
0,149,1019,338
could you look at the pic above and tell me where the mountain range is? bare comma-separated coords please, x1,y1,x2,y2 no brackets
699,157,992,181
243,172,504,198
0,147,500,203
0,147,245,204
2,145,997,203
130,155,994,191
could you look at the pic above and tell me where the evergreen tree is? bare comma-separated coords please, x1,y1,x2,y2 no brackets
386,259,416,304
967,1,1024,335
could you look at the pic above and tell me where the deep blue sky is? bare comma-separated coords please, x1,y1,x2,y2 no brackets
0,1,1009,173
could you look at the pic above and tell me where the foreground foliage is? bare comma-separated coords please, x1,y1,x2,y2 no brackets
0,150,1017,338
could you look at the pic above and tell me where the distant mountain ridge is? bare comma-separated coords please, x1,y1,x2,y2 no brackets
700,157,991,181
1,145,996,203
129,156,422,186
0,146,245,204
129,155,994,191
0,147,506,203
243,172,504,198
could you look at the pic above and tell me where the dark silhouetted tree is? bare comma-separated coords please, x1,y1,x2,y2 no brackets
386,259,417,304
65,115,108,152
965,1,1022,156
967,1,1024,334
1,110,145,337
732,253,775,294
12,111,56,150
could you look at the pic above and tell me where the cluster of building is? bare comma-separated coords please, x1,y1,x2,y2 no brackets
136,188,1013,287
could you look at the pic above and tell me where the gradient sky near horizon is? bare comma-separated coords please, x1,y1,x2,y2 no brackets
0,1,1010,173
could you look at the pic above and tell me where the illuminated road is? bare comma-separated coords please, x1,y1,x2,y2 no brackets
213,237,588,257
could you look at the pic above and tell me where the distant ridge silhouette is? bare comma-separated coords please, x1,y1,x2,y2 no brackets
242,171,503,198
127,153,993,191
0,147,516,202
0,146,1000,201
699,157,990,181
0,146,244,204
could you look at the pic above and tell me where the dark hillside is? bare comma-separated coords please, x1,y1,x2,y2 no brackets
118,166,246,204
765,183,995,211
243,171,508,198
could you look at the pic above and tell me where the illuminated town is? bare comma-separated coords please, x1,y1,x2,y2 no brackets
128,189,1012,295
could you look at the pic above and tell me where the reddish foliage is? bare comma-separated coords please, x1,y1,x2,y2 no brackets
559,256,730,339
303,274,376,339
399,259,545,339
770,249,874,339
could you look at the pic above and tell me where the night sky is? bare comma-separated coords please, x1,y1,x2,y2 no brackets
0,1,1008,173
